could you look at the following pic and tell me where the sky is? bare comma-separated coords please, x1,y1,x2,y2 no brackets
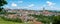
3,0,60,10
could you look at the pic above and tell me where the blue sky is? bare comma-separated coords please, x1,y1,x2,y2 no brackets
4,0,60,10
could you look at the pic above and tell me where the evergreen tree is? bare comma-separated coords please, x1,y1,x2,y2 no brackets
0,0,7,12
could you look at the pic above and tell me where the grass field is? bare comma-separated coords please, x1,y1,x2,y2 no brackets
0,17,32,24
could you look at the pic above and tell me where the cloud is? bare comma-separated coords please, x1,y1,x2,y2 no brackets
28,4,35,8
23,4,35,8
14,4,35,9
46,1,56,6
11,3,17,7
18,1,23,3
43,5,46,7
4,5,9,8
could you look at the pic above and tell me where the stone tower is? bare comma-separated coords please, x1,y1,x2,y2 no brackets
43,7,45,12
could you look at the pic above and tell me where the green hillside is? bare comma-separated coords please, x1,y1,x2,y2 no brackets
0,17,31,24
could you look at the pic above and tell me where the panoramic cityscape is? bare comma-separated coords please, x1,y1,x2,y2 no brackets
0,0,60,24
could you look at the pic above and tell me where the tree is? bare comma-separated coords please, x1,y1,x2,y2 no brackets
52,16,60,24
28,14,51,24
0,0,7,12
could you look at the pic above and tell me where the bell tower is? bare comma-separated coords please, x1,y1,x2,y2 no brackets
43,7,45,12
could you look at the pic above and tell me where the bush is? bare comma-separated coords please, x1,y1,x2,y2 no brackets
52,16,60,24
28,14,51,24
0,16,22,23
